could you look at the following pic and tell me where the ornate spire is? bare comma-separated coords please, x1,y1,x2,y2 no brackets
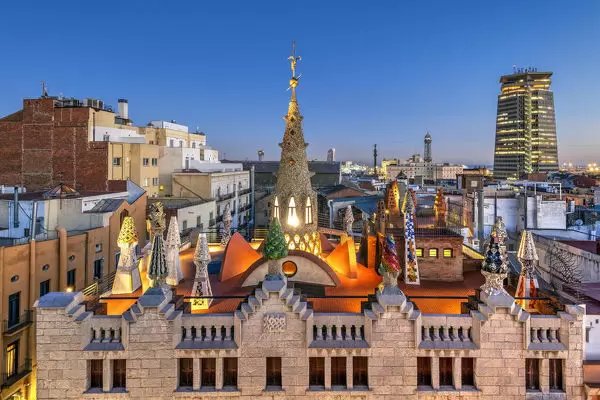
148,233,168,288
516,230,540,309
117,216,138,245
480,216,510,296
192,233,213,309
343,205,354,235
112,216,142,294
165,216,183,286
434,188,447,227
402,190,420,285
272,42,320,255
378,234,403,295
220,203,232,247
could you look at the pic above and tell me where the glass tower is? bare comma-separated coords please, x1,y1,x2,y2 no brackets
493,71,558,179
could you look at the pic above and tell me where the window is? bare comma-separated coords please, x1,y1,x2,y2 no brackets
113,359,126,389
201,358,216,388
417,357,431,387
89,359,103,389
353,356,368,388
223,358,238,388
273,196,280,220
112,157,121,166
182,221,188,230
331,357,347,388
309,357,324,387
143,178,149,187
93,259,103,280
196,216,202,227
67,269,76,287
6,341,18,378
179,358,193,387
439,357,453,387
461,358,474,387
40,280,50,297
143,158,149,166
287,197,299,227
305,197,313,224
416,248,423,257
428,248,438,258
151,158,158,166
192,142,196,148
443,248,453,258
152,178,159,186
549,359,563,392
266,357,282,388
209,212,214,222
525,358,539,391
8,292,20,327
170,139,175,147
95,243,102,253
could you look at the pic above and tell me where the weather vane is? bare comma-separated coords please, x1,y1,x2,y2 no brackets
288,41,301,78
287,41,301,94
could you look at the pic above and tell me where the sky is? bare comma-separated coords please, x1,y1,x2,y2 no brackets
1,1,599,165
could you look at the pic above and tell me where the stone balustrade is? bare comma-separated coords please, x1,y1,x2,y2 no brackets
177,314,237,349
528,315,565,350
85,316,124,351
310,313,368,348
419,314,476,349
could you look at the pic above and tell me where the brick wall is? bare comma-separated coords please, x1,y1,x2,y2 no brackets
0,99,110,192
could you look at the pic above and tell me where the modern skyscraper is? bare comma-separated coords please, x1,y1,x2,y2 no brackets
326,148,335,162
493,70,559,179
424,131,432,163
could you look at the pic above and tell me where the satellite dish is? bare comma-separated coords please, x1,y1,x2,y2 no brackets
575,219,583,226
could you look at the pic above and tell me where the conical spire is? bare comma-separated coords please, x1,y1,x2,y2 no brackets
112,216,142,294
165,216,183,286
192,233,213,310
148,233,168,288
516,230,540,309
271,42,320,255
117,216,138,245
517,230,538,263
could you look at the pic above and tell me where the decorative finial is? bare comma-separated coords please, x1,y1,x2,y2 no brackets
288,41,301,95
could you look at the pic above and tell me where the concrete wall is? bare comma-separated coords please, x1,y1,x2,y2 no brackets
533,233,600,284
35,287,586,399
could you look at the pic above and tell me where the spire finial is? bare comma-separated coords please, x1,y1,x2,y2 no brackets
287,41,301,96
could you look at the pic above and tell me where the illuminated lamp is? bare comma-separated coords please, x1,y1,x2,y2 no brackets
282,260,298,278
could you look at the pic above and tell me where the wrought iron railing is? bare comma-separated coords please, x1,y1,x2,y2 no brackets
1,358,32,387
3,310,33,334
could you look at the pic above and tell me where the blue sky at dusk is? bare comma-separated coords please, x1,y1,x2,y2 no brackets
1,1,599,165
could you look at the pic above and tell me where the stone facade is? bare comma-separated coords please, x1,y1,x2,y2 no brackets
416,235,464,281
36,283,586,399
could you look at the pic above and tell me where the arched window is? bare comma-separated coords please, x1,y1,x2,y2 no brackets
305,197,313,224
287,197,299,227
273,196,280,220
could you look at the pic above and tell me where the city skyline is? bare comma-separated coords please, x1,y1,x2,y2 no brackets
1,1,599,165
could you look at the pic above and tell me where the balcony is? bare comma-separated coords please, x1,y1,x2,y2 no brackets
3,311,33,336
310,313,369,348
1,358,32,388
177,314,237,350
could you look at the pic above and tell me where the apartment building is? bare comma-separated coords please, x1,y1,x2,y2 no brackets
0,182,146,400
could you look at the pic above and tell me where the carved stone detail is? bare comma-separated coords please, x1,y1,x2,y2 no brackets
263,313,286,333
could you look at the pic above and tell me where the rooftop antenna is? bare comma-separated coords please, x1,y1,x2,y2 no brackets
41,81,48,98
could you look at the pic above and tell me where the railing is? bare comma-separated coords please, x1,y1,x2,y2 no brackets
180,314,235,343
3,310,33,334
90,317,123,344
529,316,563,348
311,313,366,342
1,358,32,388
420,314,474,348
217,192,235,201
238,188,252,196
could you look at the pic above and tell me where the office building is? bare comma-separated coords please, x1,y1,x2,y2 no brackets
493,70,559,179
